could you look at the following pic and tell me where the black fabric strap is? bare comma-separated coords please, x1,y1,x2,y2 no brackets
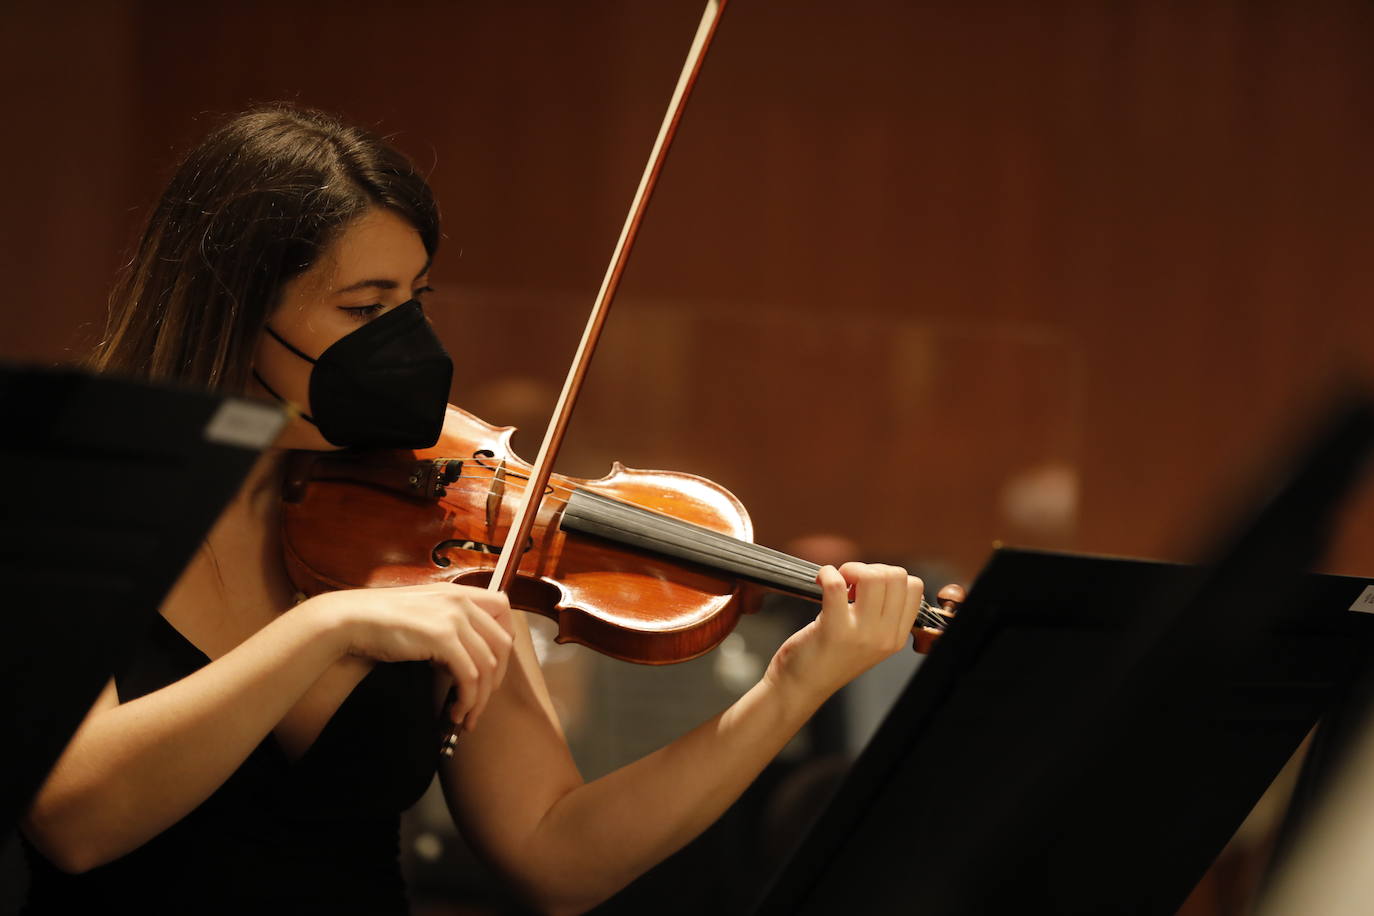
263,323,319,364
250,368,317,425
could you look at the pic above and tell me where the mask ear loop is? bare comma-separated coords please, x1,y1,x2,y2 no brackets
252,324,320,426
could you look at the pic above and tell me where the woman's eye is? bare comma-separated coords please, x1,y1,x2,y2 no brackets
414,285,436,298
339,303,385,320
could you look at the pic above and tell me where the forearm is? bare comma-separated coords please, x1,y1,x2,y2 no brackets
449,566,921,915
522,675,824,914
23,604,342,871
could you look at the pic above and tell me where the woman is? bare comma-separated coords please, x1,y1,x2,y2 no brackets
20,105,927,915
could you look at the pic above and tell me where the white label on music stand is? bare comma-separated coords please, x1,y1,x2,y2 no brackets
204,400,285,449
1349,585,1374,614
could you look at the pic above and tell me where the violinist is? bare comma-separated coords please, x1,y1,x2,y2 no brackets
19,105,930,915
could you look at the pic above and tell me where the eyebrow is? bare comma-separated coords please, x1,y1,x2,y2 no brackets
334,258,432,295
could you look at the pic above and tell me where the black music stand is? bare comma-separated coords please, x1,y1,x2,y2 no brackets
755,394,1374,915
0,365,286,833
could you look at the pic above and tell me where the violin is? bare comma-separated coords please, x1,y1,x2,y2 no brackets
280,404,962,665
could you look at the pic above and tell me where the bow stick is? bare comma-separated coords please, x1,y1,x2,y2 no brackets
441,0,730,756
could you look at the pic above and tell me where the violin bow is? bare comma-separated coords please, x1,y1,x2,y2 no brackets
441,0,730,756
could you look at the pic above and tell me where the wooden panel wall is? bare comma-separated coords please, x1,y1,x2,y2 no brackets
3,0,1372,584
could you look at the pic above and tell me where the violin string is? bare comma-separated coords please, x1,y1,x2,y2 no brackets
459,471,948,629
427,465,950,630
564,490,933,621
576,491,950,630
437,469,951,630
445,470,823,580
458,463,899,595
450,465,848,591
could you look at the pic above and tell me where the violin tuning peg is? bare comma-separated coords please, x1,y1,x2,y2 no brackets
911,627,941,655
936,583,966,613
910,583,967,656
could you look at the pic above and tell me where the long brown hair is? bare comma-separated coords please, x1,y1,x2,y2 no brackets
90,104,440,392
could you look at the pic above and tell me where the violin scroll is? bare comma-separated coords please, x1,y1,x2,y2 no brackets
911,582,965,654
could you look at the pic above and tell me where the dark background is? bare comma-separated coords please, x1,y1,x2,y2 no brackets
3,1,1372,913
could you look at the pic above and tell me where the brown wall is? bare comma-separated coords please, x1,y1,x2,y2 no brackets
3,0,1373,582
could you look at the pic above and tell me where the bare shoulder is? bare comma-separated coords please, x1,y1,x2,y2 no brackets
159,537,298,659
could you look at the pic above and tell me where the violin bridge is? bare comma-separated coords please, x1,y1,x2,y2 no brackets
485,459,508,543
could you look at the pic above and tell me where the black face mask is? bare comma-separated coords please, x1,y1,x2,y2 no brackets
252,299,453,449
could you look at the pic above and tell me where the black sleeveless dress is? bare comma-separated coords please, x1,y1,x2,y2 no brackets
22,613,439,914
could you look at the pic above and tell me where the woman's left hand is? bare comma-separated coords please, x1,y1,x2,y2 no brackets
764,562,924,708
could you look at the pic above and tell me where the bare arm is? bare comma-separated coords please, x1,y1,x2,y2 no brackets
24,583,513,873
443,564,921,916
23,604,341,872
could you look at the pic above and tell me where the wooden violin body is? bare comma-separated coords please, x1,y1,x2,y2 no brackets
283,404,777,664
283,405,958,665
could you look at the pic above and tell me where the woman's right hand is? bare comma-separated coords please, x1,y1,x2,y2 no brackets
306,583,515,731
